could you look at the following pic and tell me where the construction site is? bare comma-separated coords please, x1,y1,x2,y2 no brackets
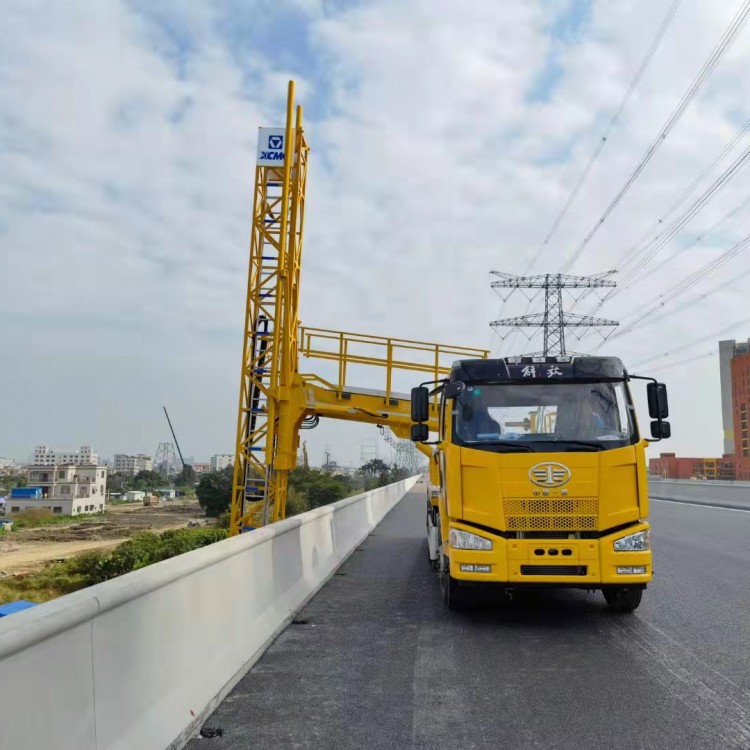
0,500,205,575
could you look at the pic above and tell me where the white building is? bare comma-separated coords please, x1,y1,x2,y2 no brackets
32,445,99,466
0,457,19,476
210,454,234,471
6,464,108,516
113,453,153,475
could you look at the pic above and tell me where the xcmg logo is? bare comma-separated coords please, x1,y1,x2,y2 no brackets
259,134,285,161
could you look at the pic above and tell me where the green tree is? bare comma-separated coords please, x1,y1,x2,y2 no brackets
288,466,354,510
196,466,234,517
106,472,130,493
0,473,27,491
130,470,167,491
176,464,196,487
285,486,310,516
359,458,389,477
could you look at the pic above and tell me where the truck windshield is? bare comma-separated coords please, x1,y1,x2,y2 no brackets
452,381,636,451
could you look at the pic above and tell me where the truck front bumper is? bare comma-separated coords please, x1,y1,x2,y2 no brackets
448,521,652,587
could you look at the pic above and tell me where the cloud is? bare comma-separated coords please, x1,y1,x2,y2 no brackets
1,0,749,466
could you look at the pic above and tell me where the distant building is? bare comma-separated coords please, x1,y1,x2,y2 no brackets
649,453,735,481
32,445,99,466
6,463,108,516
210,454,234,472
0,457,19,476
719,338,750,480
113,453,153,475
192,463,211,475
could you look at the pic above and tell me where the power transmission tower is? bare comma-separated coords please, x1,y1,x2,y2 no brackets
490,272,619,356
153,442,178,478
360,439,379,465
379,427,422,475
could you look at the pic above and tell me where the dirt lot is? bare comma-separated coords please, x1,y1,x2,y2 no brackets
0,501,207,574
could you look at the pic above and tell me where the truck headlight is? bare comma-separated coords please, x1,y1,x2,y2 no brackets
613,530,650,552
449,528,493,551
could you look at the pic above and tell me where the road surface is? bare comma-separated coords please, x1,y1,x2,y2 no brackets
188,489,750,750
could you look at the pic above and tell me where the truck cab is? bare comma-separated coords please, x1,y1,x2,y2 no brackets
411,355,670,612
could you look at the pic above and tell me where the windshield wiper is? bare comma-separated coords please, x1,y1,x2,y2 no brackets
554,440,604,451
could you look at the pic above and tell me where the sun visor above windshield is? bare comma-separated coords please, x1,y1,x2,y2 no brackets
450,356,626,383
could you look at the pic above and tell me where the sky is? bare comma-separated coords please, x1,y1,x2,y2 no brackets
2,0,750,467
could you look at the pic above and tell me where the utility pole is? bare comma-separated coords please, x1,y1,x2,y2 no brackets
163,406,186,469
490,272,618,356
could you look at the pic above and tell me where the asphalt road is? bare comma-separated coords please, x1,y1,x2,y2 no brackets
188,489,750,750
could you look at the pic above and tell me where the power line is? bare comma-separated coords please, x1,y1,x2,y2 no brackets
632,312,750,368
595,232,750,347
618,144,750,285
618,116,750,269
568,118,750,317
625,192,750,285
607,119,750,285
560,0,750,273
642,350,716,374
522,0,683,275
502,1,685,355
619,271,742,334
582,144,750,317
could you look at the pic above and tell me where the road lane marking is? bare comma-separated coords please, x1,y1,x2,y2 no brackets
652,497,750,513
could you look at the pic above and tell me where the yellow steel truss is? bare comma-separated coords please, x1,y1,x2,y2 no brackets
230,81,309,533
230,82,488,535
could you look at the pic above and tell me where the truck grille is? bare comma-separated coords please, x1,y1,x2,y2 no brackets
520,565,587,576
504,497,597,531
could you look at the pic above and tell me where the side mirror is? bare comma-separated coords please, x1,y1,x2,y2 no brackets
650,420,671,440
411,423,429,442
647,382,669,419
443,381,465,399
411,386,429,423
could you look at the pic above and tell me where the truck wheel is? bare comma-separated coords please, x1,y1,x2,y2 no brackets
440,555,467,610
602,587,642,613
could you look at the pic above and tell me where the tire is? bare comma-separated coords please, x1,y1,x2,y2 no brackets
440,555,468,610
426,507,439,569
602,587,643,613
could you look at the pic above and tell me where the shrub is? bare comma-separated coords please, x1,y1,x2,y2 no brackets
0,526,230,605
285,486,310,517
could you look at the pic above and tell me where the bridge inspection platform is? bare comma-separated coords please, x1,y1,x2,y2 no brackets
187,487,750,750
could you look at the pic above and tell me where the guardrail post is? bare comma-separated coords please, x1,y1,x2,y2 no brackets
385,340,393,403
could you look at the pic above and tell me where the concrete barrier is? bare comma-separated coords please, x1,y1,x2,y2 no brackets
649,477,750,510
0,477,418,750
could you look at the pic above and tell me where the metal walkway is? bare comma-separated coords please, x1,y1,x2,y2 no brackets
188,488,750,750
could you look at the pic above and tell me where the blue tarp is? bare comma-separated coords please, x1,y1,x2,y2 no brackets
9,487,42,499
0,600,37,617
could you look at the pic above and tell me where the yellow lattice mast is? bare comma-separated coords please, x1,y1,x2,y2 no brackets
230,81,488,535
230,81,309,534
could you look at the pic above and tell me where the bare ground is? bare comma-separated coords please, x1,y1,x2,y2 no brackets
0,501,206,574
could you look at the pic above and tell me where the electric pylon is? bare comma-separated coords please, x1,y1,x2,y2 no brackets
379,426,421,475
153,442,178,478
490,272,618,356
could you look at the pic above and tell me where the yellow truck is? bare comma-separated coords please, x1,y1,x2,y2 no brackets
410,355,670,613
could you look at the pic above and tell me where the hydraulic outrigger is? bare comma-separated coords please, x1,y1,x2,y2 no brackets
230,81,487,534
